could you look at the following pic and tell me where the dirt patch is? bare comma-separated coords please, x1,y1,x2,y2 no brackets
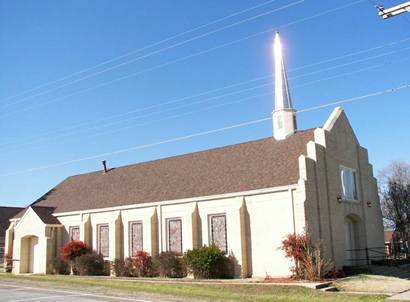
262,277,295,283
334,274,410,294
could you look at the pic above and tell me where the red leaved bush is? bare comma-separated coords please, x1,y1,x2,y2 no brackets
60,240,89,261
130,250,155,277
281,232,333,281
3,246,13,273
281,233,309,263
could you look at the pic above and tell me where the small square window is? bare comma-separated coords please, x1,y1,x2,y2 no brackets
340,166,358,201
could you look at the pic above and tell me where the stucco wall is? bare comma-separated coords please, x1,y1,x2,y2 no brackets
246,191,296,277
12,209,58,274
51,189,298,277
299,108,384,268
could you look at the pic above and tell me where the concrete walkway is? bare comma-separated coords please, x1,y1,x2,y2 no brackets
389,290,410,300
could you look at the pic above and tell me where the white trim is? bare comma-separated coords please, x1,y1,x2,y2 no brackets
53,185,298,217
15,207,45,229
323,107,343,131
45,224,64,228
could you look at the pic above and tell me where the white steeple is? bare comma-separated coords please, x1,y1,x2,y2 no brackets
272,32,297,140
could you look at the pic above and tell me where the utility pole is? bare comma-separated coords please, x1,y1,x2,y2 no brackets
377,1,410,19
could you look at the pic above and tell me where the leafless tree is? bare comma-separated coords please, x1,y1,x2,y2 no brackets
379,161,410,253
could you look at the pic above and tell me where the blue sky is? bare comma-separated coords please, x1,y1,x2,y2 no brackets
1,0,409,207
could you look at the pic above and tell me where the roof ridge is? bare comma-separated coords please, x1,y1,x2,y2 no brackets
0,206,25,209
26,128,316,214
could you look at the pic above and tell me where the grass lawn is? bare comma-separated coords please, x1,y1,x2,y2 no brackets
0,273,392,302
334,274,410,294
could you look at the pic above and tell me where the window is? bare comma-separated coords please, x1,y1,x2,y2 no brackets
167,218,182,254
97,224,109,257
209,214,227,253
340,166,358,201
129,221,143,257
69,226,80,241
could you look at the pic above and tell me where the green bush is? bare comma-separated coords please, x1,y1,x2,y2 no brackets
52,256,70,275
72,252,108,276
183,245,234,279
155,251,187,278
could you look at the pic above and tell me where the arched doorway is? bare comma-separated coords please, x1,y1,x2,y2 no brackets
344,215,361,266
20,235,40,273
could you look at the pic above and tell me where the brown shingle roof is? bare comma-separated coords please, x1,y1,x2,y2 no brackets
0,206,24,237
28,130,314,214
12,206,61,225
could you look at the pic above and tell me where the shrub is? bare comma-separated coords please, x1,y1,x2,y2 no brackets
154,251,187,278
60,240,89,261
184,245,233,279
324,267,346,279
128,251,157,277
52,257,70,275
112,258,138,277
223,253,236,279
281,232,333,281
281,233,307,263
72,252,107,276
112,259,127,277
4,253,13,273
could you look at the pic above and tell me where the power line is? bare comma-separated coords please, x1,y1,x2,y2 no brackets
1,41,410,151
0,0,280,104
76,62,393,141
0,117,273,177
1,82,409,177
65,45,410,132
297,83,410,113
3,18,408,121
2,0,304,109
1,0,366,116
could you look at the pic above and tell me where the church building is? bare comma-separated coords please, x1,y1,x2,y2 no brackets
4,33,384,277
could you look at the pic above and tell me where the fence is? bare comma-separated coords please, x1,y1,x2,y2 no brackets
346,245,409,267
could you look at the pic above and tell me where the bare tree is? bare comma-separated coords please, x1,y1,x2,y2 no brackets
379,161,410,254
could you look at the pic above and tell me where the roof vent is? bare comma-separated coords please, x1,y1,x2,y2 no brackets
102,160,108,173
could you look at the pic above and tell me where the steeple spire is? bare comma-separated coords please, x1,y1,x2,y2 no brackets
272,32,297,140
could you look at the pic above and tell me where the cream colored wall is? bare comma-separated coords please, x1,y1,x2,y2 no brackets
246,191,296,277
197,197,243,276
88,211,122,260
50,187,299,278
12,208,57,274
57,215,82,242
121,207,156,257
299,108,384,268
160,202,195,253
